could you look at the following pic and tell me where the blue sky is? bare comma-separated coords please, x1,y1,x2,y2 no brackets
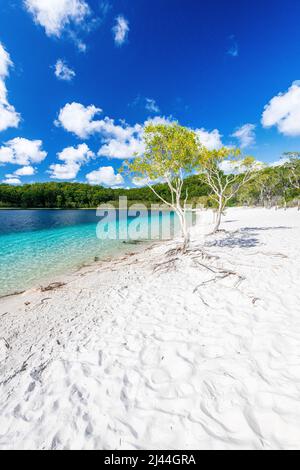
1,0,300,187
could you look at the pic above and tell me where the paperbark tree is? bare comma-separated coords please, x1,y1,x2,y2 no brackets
283,152,300,190
122,123,200,252
197,147,258,233
283,153,300,209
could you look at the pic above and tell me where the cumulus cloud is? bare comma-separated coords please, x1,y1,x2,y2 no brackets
98,116,174,160
0,138,47,165
56,102,224,162
132,176,152,187
55,102,104,138
49,143,94,180
86,166,124,187
262,82,300,136
54,59,75,81
0,42,20,132
24,0,92,50
1,165,35,186
269,157,291,167
14,165,36,176
97,124,144,159
2,177,21,185
195,128,223,150
219,159,264,175
231,123,256,148
98,137,145,160
0,43,12,78
56,102,179,160
56,101,144,158
112,15,129,46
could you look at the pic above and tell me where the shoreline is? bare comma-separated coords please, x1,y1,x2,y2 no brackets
0,237,158,301
1,207,300,450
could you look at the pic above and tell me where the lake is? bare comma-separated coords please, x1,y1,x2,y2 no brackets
0,209,178,297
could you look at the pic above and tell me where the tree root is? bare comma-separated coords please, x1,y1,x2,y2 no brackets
40,282,66,292
153,257,179,273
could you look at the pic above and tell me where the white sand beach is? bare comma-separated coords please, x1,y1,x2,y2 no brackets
0,207,300,450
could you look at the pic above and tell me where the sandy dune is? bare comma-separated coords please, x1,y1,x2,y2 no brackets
0,207,300,450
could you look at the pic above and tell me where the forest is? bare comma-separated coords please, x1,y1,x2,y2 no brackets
0,161,299,210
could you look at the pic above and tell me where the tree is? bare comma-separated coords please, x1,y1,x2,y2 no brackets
122,123,200,252
282,152,300,209
283,152,300,190
197,147,257,233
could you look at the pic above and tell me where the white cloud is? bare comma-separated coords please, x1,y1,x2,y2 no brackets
98,116,175,159
2,177,21,185
132,177,151,187
219,159,264,175
56,101,145,158
49,143,94,180
0,138,47,165
227,35,239,57
55,102,104,138
231,123,256,148
0,43,12,77
98,116,176,159
269,157,291,167
145,116,174,126
98,122,145,159
86,166,124,187
54,59,75,81
195,128,223,150
145,98,160,114
0,104,20,132
56,99,175,152
14,165,36,176
0,42,20,132
24,0,91,41
56,103,176,160
131,96,160,114
262,82,300,136
98,138,145,160
112,15,129,46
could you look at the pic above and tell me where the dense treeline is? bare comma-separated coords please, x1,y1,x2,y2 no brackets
0,164,299,209
0,176,211,209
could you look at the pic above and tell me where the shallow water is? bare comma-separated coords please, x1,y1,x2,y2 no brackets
0,209,178,297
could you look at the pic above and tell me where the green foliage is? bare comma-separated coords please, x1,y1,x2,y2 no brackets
123,123,200,184
0,177,211,209
0,152,299,210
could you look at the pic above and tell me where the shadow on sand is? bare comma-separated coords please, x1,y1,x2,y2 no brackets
206,226,292,249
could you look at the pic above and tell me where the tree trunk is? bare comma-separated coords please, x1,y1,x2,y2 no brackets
176,208,190,253
212,200,223,233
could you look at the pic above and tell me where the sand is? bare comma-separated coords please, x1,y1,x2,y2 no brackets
0,207,300,450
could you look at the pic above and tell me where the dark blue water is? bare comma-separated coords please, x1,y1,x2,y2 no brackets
0,210,111,235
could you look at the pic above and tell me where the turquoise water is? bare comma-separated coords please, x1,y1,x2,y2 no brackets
0,210,178,297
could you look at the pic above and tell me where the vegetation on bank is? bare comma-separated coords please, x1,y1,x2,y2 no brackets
0,162,299,210
0,121,299,215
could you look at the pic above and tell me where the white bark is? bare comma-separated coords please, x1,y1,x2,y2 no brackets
147,175,190,252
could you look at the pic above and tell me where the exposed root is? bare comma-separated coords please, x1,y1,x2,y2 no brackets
0,354,34,387
0,337,10,350
193,271,244,294
255,251,288,259
40,282,66,293
153,257,179,273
